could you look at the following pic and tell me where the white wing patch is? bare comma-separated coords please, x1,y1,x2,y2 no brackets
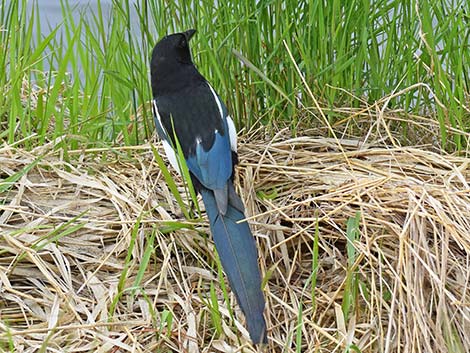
207,83,238,153
152,99,163,127
162,139,181,175
226,115,237,153
207,84,224,120
152,99,182,175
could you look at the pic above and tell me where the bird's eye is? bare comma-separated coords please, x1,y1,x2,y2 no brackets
179,38,187,48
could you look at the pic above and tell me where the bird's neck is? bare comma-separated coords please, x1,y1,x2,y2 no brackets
152,64,205,96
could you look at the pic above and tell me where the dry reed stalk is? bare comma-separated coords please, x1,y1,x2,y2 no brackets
1,130,469,352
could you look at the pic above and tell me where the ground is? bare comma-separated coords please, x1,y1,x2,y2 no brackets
1,130,469,352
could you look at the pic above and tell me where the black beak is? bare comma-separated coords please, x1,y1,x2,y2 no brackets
184,29,196,41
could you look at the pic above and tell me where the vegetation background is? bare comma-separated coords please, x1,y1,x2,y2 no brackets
1,0,469,352
1,0,469,150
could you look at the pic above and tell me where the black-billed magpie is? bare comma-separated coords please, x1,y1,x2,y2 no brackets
150,29,267,344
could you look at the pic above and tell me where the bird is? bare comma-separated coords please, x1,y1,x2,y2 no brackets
150,29,267,344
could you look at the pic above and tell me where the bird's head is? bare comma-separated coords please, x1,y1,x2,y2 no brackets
151,29,196,72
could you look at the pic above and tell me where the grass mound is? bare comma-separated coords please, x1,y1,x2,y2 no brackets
1,131,469,352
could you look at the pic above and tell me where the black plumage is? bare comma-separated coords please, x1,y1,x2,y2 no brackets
150,29,267,344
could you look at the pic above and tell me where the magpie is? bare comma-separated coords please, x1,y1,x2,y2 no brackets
150,29,267,344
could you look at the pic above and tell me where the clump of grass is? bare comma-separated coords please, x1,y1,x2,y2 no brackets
1,127,469,351
1,1,470,350
1,0,153,148
1,0,469,150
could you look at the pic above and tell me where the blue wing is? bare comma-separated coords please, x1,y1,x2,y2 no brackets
152,82,267,344
153,82,235,213
186,120,232,191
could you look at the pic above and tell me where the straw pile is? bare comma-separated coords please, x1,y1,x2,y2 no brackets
1,130,469,352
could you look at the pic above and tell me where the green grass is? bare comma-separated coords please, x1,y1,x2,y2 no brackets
342,212,360,322
1,0,469,150
1,4,469,348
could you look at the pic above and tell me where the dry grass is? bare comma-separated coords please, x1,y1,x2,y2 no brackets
1,129,470,352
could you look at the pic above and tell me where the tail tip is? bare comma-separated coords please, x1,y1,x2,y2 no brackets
248,318,268,345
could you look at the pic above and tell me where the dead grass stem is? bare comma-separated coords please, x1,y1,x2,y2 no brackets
1,129,469,352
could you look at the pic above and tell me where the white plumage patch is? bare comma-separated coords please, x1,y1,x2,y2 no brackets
152,99,163,128
152,99,181,175
226,115,237,153
162,139,181,175
207,84,224,119
207,84,238,153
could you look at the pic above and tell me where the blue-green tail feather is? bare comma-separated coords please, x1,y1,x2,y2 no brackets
200,187,267,344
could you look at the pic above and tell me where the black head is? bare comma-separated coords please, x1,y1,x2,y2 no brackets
151,29,196,85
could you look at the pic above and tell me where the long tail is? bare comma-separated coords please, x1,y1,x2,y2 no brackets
200,185,267,344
